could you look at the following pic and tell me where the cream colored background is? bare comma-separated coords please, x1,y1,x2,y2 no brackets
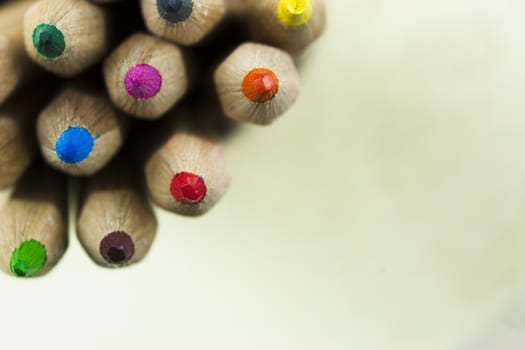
1,1,525,349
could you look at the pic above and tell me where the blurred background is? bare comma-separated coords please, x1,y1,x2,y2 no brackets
2,0,525,349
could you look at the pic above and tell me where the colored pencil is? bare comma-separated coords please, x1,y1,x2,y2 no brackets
0,88,51,189
37,85,126,176
77,155,157,267
140,0,226,45
144,119,230,216
23,0,111,77
224,0,249,15
103,32,189,119
0,161,67,277
214,42,300,125
0,0,38,105
249,0,326,54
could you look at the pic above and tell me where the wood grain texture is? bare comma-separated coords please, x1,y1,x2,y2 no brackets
140,0,226,45
224,0,250,15
145,129,230,216
37,86,126,176
0,0,38,104
249,0,326,54
23,0,110,77
103,32,188,119
91,0,123,3
0,88,50,189
214,42,300,125
0,162,67,277
77,155,157,267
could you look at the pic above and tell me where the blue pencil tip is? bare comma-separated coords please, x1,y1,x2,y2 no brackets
55,126,94,164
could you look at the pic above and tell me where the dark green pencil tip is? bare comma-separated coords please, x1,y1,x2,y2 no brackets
10,240,47,277
32,23,65,59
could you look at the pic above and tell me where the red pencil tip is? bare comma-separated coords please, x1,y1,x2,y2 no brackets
242,68,279,103
170,172,207,204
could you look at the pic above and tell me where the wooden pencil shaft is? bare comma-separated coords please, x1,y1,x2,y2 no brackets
249,0,326,54
140,0,227,45
23,0,111,77
214,42,300,125
37,85,126,176
224,0,250,15
0,0,38,105
0,87,52,189
0,161,67,277
188,18,250,75
77,155,157,267
144,121,230,216
91,0,123,3
103,32,189,119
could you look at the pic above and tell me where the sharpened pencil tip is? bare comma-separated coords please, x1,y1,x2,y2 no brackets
32,23,65,59
242,68,279,103
276,0,312,27
157,0,193,23
170,172,207,204
125,64,162,100
100,231,135,265
10,240,47,277
55,126,95,164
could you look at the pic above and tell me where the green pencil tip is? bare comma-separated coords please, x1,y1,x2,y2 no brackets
10,240,47,277
32,23,65,59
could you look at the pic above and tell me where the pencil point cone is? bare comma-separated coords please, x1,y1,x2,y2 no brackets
125,64,162,100
277,0,312,26
157,0,193,23
170,172,207,204
32,23,65,59
242,68,279,103
10,240,47,277
100,231,135,265
55,126,95,164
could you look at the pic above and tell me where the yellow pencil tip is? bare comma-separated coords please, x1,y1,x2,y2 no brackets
277,0,312,27
286,0,307,15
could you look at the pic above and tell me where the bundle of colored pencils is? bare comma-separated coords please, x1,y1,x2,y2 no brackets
0,0,326,277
